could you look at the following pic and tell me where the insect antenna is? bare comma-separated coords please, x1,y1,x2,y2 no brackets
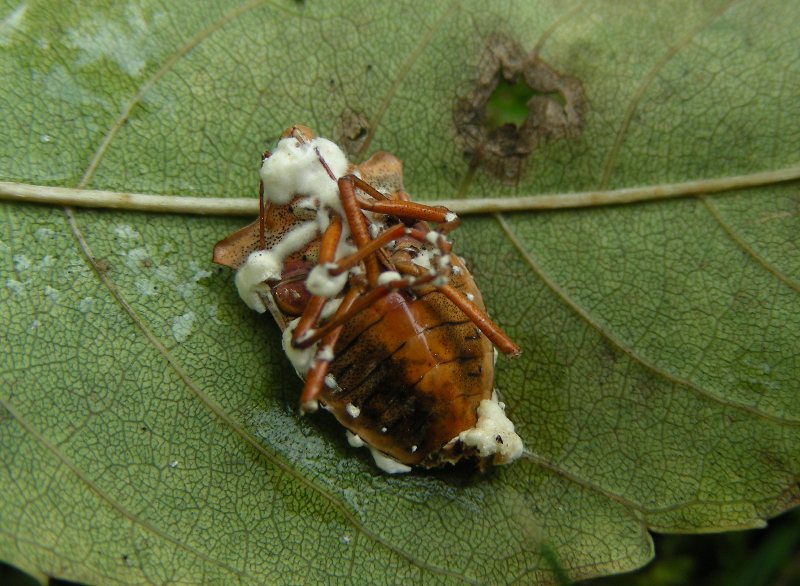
258,149,271,250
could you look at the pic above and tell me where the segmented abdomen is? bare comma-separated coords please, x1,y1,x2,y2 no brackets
321,263,494,466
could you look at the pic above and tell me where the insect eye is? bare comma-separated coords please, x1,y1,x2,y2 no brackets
272,279,311,316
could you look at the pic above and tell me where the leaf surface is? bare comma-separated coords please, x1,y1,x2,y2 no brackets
1,1,799,584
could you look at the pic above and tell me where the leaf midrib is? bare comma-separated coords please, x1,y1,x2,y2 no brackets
29,1,796,581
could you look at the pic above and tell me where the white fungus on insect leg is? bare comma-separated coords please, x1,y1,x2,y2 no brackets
425,232,440,246
324,373,342,391
281,319,318,377
306,263,348,298
235,221,319,312
376,271,403,287
317,345,335,362
320,297,343,320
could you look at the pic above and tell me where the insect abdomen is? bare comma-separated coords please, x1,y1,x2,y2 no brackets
322,282,494,466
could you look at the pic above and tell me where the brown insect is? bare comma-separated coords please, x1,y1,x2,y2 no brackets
213,125,522,473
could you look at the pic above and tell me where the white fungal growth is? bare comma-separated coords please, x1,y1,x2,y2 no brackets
345,403,361,419
444,211,458,223
346,431,364,448
376,271,402,287
235,221,319,312
455,392,523,464
281,318,318,377
306,263,348,298
317,345,335,362
413,248,435,272
320,297,342,320
344,430,412,474
235,134,360,315
369,447,412,474
260,136,349,211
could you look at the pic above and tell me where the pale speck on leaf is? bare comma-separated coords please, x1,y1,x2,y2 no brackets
0,3,27,47
77,297,94,313
44,286,60,304
171,312,195,343
5,278,25,295
113,224,140,242
12,254,30,271
134,278,156,296
33,228,54,242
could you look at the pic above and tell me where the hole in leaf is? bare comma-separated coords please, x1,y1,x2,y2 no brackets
454,37,586,181
485,75,536,129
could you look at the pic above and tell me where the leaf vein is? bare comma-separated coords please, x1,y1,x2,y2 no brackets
0,398,253,581
78,0,279,189
495,213,800,425
700,196,800,293
61,209,480,584
356,2,457,158
599,0,742,187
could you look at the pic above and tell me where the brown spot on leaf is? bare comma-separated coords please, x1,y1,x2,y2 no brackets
335,108,370,157
454,36,587,181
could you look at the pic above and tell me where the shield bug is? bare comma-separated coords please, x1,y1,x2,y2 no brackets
213,125,523,473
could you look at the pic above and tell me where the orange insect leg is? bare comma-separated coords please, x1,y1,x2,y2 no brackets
329,223,406,276
348,175,389,201
293,276,414,350
291,216,343,346
357,198,454,224
438,284,521,357
348,174,459,230
298,286,361,412
338,177,381,285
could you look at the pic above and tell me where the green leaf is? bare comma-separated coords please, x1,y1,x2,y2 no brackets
1,1,798,584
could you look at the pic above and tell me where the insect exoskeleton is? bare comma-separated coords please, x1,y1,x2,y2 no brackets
213,125,523,473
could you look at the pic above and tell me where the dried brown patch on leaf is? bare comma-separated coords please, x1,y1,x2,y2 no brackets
335,108,371,157
454,36,587,181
